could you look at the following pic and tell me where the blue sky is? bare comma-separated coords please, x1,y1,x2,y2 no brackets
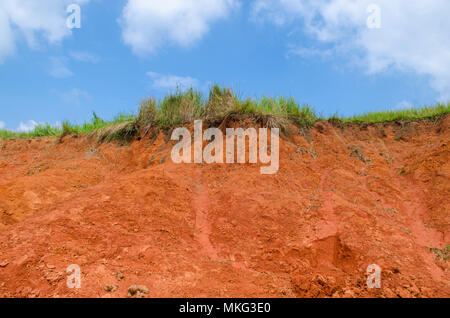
0,0,449,131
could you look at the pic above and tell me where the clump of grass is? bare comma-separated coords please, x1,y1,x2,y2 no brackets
136,98,157,128
250,96,316,127
204,85,236,121
204,92,296,133
60,121,78,139
76,112,134,134
31,124,60,137
156,87,204,127
90,121,138,145
429,244,450,262
105,122,138,144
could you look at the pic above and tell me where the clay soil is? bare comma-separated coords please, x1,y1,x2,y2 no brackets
0,115,448,298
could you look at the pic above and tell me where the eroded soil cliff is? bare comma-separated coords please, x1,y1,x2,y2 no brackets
0,115,448,298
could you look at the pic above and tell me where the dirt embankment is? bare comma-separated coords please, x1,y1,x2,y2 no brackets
0,115,448,298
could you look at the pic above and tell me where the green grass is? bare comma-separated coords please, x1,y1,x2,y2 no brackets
0,123,61,139
0,111,134,140
157,88,204,127
429,244,450,262
1,85,449,141
342,103,450,123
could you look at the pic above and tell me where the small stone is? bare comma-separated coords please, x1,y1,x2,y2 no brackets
395,287,410,298
116,271,124,281
383,288,396,298
104,284,118,292
331,291,341,298
0,261,9,268
343,289,355,298
128,285,149,298
30,289,40,298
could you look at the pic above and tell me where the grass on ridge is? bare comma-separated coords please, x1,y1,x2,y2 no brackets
342,103,450,123
1,85,449,142
0,112,134,141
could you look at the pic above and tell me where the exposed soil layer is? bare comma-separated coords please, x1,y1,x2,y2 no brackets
0,115,448,298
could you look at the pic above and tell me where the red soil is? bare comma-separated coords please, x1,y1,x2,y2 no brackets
0,115,448,298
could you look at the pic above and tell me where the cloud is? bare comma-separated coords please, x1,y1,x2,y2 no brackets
147,72,199,91
48,57,73,78
395,100,414,110
250,0,307,26
0,121,5,129
69,51,100,63
251,0,450,101
0,6,15,63
61,88,91,105
0,0,89,63
287,46,333,60
17,120,43,132
120,0,239,55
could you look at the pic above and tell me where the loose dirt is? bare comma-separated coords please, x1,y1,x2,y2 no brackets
0,115,448,298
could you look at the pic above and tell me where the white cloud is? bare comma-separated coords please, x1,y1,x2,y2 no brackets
17,120,43,132
61,88,91,105
120,0,240,55
395,100,414,110
250,0,307,26
0,6,15,62
0,121,5,129
251,0,450,101
0,0,89,63
147,71,199,91
48,57,73,78
69,51,100,63
287,46,333,60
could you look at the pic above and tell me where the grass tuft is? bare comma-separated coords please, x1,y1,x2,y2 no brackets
156,87,203,127
136,98,157,128
90,121,138,145
429,244,450,262
204,85,236,121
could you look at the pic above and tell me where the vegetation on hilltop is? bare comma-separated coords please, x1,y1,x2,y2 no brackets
1,85,449,142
